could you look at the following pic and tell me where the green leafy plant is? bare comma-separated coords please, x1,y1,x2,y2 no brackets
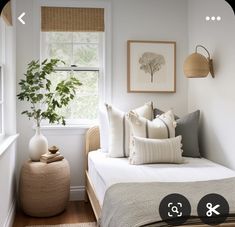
17,59,82,126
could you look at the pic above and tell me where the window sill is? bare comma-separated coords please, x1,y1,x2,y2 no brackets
38,124,97,136
0,134,19,157
40,124,94,130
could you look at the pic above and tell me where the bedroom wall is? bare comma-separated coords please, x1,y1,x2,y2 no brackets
0,0,18,226
188,0,235,169
111,0,189,116
15,0,189,200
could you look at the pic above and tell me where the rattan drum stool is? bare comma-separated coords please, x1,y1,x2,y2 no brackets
19,159,70,217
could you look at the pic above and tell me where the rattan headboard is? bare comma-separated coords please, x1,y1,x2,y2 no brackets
85,126,100,170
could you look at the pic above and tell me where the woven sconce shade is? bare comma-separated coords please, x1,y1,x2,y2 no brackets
183,45,214,78
184,53,209,78
41,7,104,32
1,1,12,26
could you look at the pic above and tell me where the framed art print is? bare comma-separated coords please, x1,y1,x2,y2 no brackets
127,40,176,93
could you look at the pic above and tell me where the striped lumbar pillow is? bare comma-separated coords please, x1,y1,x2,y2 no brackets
128,110,176,139
130,136,183,165
105,102,153,158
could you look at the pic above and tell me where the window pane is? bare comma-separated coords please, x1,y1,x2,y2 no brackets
0,70,2,101
0,105,2,134
57,95,98,120
75,71,98,94
49,71,98,93
45,32,72,43
73,32,99,43
48,71,68,90
41,31,102,123
73,44,99,67
48,71,98,120
47,43,72,66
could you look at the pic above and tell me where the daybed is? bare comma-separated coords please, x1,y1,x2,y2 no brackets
85,126,235,227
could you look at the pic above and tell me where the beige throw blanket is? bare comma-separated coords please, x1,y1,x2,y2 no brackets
100,178,235,227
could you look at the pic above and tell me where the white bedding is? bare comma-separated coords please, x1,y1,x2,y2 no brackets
88,150,235,206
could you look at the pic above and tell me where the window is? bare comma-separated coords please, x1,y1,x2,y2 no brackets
0,18,5,139
41,32,103,124
0,66,4,136
40,7,105,125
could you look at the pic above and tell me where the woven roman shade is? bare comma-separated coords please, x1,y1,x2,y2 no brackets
41,7,104,32
1,1,12,26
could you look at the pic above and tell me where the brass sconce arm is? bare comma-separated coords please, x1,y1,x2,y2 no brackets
195,45,214,78
195,45,211,59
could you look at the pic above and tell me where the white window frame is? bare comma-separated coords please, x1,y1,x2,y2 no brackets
0,65,4,140
0,17,5,141
40,32,104,125
33,0,112,127
34,0,112,100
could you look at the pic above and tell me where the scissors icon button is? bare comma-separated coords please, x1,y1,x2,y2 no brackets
206,203,220,217
197,193,229,225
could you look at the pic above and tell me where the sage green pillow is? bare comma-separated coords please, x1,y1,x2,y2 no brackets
175,110,200,158
154,109,200,158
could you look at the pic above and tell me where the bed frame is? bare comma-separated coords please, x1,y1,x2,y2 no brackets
85,126,235,226
85,126,102,220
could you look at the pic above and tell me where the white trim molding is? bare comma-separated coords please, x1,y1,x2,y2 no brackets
3,198,16,227
40,126,89,136
70,186,85,201
0,134,19,157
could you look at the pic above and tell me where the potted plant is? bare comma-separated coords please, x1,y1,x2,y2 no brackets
17,59,82,161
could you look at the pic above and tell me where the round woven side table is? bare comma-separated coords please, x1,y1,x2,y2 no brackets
19,159,70,217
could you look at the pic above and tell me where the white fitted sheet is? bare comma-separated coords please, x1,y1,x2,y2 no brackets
88,150,235,206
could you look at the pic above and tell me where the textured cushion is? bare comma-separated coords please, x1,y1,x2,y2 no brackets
105,102,153,158
154,108,179,120
130,136,183,165
128,110,176,139
175,110,200,157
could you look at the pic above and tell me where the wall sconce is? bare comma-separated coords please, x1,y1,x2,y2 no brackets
184,45,214,78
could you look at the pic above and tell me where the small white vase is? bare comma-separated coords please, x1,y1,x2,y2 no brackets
29,127,48,161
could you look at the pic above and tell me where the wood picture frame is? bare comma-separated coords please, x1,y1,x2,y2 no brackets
127,40,176,93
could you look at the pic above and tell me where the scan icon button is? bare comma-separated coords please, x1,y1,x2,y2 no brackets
159,193,191,226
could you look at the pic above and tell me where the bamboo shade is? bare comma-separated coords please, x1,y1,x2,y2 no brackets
41,7,104,32
1,1,12,26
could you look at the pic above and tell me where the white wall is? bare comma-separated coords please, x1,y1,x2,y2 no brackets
16,0,189,200
188,0,235,169
0,0,17,226
0,143,17,227
111,0,189,116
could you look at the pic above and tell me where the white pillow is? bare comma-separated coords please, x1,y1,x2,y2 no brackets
105,102,153,158
99,107,109,152
129,136,183,165
128,110,176,139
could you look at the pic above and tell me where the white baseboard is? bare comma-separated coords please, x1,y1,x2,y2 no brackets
4,198,16,227
70,186,85,201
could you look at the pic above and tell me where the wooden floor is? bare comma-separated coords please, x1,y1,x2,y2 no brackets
13,201,96,227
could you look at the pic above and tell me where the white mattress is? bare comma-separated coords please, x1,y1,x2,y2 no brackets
88,150,235,206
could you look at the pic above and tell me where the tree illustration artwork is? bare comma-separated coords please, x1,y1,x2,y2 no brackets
139,52,165,83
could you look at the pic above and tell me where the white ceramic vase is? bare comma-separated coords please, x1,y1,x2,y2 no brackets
29,127,48,161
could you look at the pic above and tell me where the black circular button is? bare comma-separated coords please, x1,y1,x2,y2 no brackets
159,193,191,226
197,193,229,226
